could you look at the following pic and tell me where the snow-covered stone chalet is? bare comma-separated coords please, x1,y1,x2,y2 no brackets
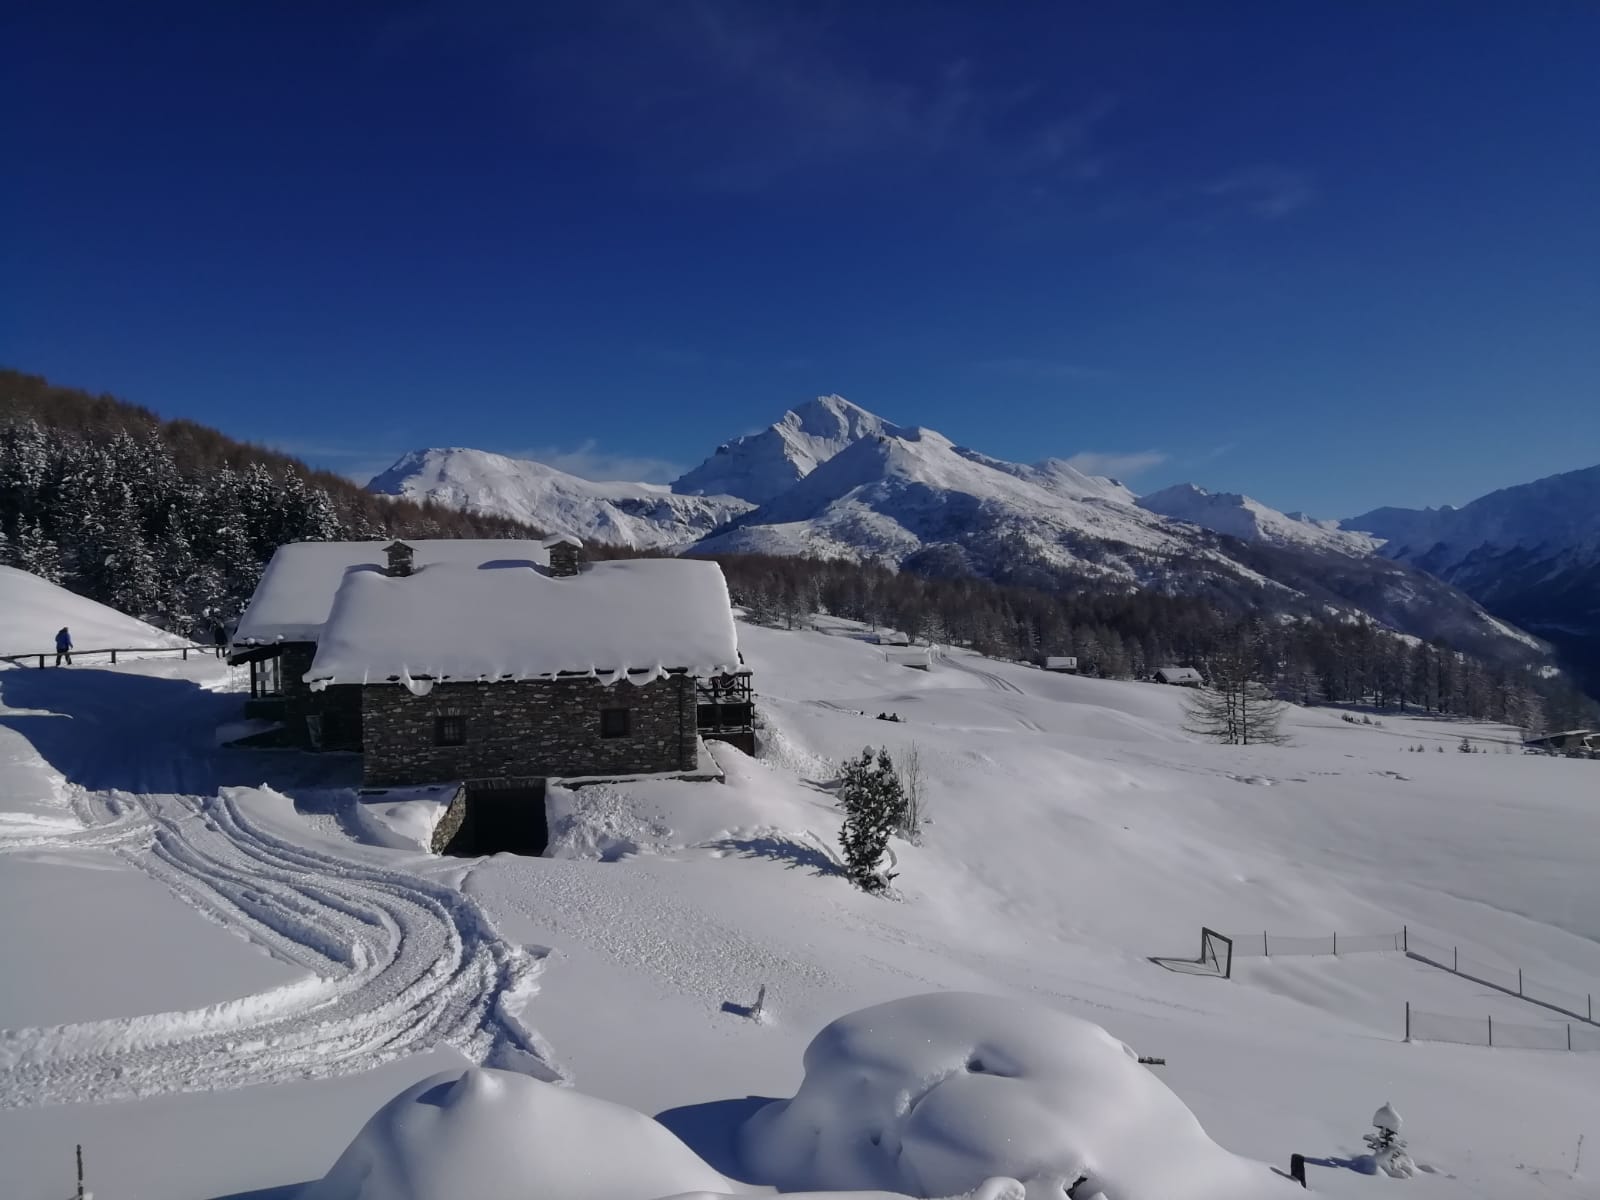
228,539,754,790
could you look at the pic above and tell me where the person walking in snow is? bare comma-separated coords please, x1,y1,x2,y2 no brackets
54,627,73,666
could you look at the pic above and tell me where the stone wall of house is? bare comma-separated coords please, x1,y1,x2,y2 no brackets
278,643,363,750
360,675,697,788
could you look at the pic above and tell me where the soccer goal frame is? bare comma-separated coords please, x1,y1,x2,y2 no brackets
1201,927,1233,979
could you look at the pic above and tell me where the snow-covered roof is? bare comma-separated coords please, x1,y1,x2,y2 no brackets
1155,666,1203,683
304,558,740,686
232,540,550,646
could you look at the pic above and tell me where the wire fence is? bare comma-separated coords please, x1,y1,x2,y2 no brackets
1404,931,1597,1025
1407,1004,1600,1052
1226,929,1405,958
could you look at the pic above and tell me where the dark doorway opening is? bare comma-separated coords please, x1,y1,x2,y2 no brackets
443,780,548,856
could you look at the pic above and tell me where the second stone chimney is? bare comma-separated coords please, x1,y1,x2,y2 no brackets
383,540,415,578
543,534,585,578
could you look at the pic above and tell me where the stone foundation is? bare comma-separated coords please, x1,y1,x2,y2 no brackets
360,674,697,788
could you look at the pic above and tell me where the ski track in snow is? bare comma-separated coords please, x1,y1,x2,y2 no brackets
0,784,563,1108
935,649,1024,694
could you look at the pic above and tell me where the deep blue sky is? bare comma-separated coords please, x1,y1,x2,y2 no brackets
5,2,1598,516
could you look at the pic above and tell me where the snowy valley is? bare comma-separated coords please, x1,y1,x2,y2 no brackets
3,568,1599,1198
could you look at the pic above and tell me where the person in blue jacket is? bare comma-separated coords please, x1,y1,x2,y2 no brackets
54,627,72,666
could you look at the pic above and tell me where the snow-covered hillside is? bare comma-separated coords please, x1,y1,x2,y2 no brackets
1139,483,1378,556
0,564,193,654
4,614,1600,1198
367,447,752,550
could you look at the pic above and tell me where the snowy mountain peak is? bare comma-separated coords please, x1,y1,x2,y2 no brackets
366,447,751,550
672,395,898,504
1137,482,1378,556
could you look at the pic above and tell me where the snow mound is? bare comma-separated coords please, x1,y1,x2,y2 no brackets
0,565,191,654
302,1067,1018,1200
303,1066,1023,1200
740,992,1280,1200
303,1068,737,1200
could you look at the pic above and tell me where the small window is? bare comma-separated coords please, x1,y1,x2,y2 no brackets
435,716,466,746
600,707,631,739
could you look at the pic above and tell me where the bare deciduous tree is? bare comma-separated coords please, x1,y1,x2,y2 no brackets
1184,635,1290,746
896,742,926,843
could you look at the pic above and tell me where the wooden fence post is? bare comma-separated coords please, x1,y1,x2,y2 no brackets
1518,968,1523,996
1264,931,1269,957
1454,946,1458,972
1569,1024,1573,1051
110,649,117,664
1333,931,1338,956
1402,925,1408,952
1404,1001,1411,1042
1488,1015,1493,1047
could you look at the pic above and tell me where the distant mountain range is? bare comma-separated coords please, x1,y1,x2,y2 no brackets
1347,466,1600,691
367,395,1589,675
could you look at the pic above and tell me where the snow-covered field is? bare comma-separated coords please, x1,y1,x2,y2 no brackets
3,578,1599,1198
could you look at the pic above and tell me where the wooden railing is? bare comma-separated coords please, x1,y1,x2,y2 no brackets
0,645,222,669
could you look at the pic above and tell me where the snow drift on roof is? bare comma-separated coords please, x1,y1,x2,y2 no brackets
305,558,739,685
232,540,550,646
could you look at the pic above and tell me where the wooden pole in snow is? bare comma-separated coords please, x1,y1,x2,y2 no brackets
76,1144,84,1200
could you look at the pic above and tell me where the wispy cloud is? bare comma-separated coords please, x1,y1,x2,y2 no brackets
506,2,1118,199
1064,450,1168,479
508,439,686,484
1202,167,1316,219
980,357,1112,383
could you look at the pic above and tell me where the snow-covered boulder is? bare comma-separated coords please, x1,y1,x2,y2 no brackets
303,1066,1021,1200
302,1068,738,1200
740,992,1281,1200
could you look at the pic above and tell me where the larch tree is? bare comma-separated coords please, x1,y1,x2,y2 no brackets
1184,632,1290,746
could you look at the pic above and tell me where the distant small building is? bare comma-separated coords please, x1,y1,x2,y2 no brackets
1522,729,1597,755
1041,655,1079,673
1154,666,1204,687
885,646,932,671
875,631,912,646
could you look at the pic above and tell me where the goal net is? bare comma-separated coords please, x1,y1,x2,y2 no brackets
1200,927,1233,979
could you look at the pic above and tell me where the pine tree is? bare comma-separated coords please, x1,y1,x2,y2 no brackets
838,747,907,893
13,519,63,583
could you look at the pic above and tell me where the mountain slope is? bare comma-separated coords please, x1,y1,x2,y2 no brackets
1349,465,1600,686
690,423,1542,665
359,395,1556,672
367,448,753,550
1138,483,1378,556
672,394,896,504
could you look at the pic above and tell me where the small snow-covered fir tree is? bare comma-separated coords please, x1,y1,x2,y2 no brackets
838,747,907,893
1362,1102,1415,1178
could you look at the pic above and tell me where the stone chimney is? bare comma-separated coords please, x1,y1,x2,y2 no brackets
383,540,416,578
543,534,584,578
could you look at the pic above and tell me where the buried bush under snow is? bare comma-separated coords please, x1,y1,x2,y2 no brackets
300,1068,735,1200
739,992,1283,1200
300,1064,1022,1200
301,992,1280,1200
